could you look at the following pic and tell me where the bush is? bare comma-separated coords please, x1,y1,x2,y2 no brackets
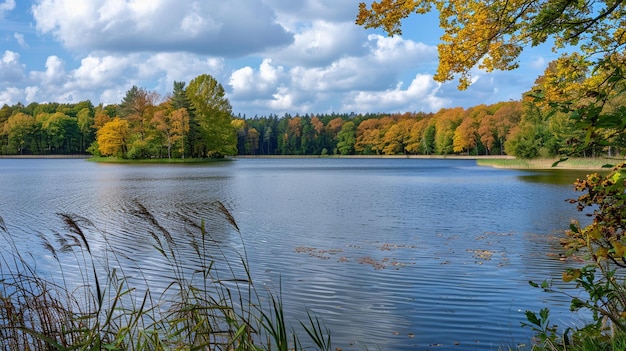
525,162,626,349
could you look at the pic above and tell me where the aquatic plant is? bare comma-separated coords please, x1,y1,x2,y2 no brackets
0,201,331,350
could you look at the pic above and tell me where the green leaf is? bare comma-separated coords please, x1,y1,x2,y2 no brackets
525,310,541,326
539,307,550,321
552,157,568,167
570,298,585,310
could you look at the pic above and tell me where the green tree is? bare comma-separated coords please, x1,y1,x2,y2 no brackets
246,127,260,155
186,74,236,157
40,112,80,154
77,107,95,152
2,113,36,155
336,121,356,155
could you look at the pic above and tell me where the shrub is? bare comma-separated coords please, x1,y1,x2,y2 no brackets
525,162,626,349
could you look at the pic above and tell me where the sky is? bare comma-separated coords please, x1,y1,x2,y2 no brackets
0,0,561,117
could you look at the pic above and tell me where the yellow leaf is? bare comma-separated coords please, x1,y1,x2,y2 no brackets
613,241,625,257
586,225,602,240
596,247,608,260
562,269,581,282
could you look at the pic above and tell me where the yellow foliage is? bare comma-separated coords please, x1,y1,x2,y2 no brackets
97,117,130,157
357,0,625,90
562,269,581,283
595,247,608,261
612,240,625,258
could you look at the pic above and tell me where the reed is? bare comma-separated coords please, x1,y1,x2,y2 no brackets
0,202,331,351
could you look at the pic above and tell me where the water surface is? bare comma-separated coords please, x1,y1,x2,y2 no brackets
0,158,594,350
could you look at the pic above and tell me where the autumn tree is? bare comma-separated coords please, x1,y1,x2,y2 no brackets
355,118,382,154
119,86,158,158
357,0,626,155
357,0,625,88
490,101,521,155
153,102,190,159
186,74,236,157
97,117,130,157
246,127,260,155
453,115,477,154
433,107,464,154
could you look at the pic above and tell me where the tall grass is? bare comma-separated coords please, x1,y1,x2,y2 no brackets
0,202,331,350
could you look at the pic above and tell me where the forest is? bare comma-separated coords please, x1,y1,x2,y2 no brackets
0,65,624,160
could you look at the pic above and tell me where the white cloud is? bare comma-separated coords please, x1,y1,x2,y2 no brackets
229,59,285,99
267,0,357,22
13,32,28,48
270,20,366,66
367,34,437,67
0,87,22,105
0,1,545,115
31,0,293,55
226,32,443,116
71,55,131,88
269,86,298,110
343,74,448,113
24,86,39,102
0,50,25,83
29,56,66,85
0,0,15,18
138,53,224,80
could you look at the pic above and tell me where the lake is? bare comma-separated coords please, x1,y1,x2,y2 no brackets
0,157,594,350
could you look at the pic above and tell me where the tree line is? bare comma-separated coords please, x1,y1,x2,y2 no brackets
0,74,235,159
1,71,624,159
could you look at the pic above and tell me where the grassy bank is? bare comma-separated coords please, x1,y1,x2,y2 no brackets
87,156,233,164
476,157,624,170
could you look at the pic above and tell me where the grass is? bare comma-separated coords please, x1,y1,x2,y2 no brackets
87,156,233,164
476,157,624,170
0,202,330,351
527,332,626,351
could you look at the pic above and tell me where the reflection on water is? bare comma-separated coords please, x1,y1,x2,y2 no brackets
518,168,608,185
0,158,591,350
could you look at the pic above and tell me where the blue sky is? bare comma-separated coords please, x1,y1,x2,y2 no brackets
0,0,560,117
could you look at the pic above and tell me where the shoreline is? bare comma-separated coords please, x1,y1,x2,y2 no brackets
234,154,515,160
0,154,91,159
476,157,622,171
1,154,621,171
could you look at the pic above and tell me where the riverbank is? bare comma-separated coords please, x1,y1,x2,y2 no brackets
2,154,622,171
0,154,91,159
86,156,231,164
476,157,623,170
236,154,515,160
